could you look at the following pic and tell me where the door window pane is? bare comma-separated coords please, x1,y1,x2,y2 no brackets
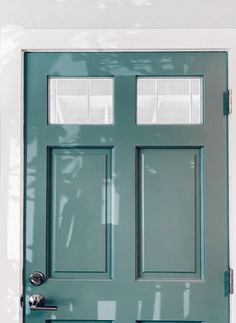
137,77,202,124
49,78,113,124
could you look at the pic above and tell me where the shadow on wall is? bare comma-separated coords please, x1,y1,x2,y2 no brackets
1,0,229,30
0,0,155,30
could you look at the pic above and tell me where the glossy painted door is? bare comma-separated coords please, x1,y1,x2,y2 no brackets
24,52,229,323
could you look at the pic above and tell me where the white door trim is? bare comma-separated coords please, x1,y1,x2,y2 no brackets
1,28,236,323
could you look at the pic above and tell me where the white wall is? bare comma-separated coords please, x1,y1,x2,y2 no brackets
0,0,235,30
0,0,235,322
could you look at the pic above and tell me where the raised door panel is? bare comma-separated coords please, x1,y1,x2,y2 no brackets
48,148,113,279
137,148,203,279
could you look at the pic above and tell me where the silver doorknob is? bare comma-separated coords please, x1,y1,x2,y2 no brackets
29,294,58,311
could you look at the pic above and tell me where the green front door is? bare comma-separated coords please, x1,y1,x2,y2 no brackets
24,52,229,323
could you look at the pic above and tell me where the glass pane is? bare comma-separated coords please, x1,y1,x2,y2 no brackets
137,78,202,124
49,78,113,124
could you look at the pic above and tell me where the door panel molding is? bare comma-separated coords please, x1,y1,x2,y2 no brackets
136,147,203,280
47,147,113,280
1,28,236,323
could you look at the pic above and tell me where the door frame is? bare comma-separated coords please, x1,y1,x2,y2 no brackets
1,28,236,323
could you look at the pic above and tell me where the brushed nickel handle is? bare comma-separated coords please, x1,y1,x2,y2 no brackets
29,294,58,311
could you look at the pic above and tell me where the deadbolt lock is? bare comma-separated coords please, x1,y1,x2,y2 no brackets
30,271,46,286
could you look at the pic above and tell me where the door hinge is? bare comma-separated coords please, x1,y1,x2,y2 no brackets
20,294,24,308
225,89,233,115
225,268,234,295
229,268,234,294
